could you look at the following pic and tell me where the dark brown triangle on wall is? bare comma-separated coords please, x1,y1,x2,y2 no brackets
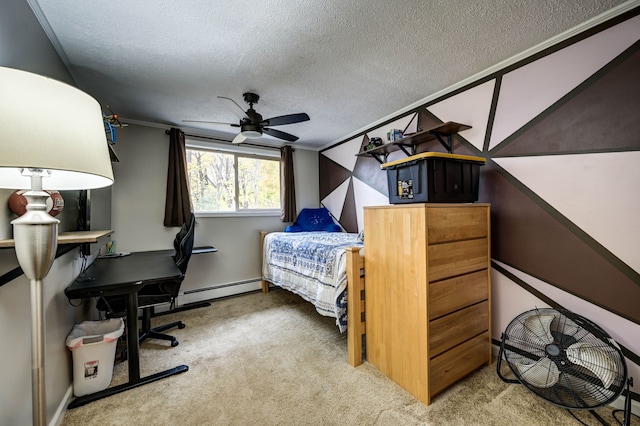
494,46,640,157
479,162,640,324
339,179,358,233
353,135,387,196
415,111,478,156
353,155,387,196
319,155,353,201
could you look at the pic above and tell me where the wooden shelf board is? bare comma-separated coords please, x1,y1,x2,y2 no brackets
0,229,113,248
356,121,472,157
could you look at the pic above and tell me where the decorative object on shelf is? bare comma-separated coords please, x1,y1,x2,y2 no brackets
102,106,125,162
387,129,403,142
365,137,384,151
8,189,64,217
102,105,128,145
0,66,114,426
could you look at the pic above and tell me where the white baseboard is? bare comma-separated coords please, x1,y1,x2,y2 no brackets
176,279,262,307
51,385,74,426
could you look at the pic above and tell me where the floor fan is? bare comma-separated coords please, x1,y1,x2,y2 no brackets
497,308,635,425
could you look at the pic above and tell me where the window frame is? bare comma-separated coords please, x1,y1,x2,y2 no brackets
185,138,282,218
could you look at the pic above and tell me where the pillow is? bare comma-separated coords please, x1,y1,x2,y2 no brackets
284,207,342,232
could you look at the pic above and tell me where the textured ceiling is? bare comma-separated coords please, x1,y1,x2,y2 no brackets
29,0,630,149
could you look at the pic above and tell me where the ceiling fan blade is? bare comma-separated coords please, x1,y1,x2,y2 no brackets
182,120,237,126
262,127,299,142
232,133,248,144
261,113,310,127
217,96,249,120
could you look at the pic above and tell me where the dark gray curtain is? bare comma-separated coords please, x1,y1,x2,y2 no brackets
280,145,296,222
164,128,192,227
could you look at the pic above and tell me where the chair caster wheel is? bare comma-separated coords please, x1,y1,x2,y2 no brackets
171,340,179,347
178,323,186,329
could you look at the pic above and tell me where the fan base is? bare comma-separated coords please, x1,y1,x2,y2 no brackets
243,92,259,105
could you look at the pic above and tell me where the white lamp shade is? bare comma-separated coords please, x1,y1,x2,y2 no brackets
0,66,114,190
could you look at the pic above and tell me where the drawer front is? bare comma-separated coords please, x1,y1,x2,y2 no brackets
429,332,490,397
429,301,488,357
428,238,488,282
427,206,488,244
429,270,488,320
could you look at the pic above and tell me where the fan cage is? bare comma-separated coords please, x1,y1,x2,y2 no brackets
500,308,627,410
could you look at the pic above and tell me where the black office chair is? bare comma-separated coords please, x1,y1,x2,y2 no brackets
97,213,196,348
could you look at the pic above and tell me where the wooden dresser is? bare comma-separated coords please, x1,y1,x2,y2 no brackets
363,203,491,405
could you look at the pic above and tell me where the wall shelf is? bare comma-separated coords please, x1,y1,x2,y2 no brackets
0,229,113,248
356,121,471,164
0,230,113,288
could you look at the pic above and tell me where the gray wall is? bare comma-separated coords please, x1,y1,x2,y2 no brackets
110,124,319,300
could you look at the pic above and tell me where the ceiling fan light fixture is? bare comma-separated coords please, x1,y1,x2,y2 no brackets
241,130,262,138
240,123,261,139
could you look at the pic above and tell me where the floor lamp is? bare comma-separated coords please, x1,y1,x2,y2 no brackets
0,67,114,426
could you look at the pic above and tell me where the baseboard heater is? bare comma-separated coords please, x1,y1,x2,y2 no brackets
182,277,261,294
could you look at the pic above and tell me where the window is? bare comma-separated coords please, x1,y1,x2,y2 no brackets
186,146,281,214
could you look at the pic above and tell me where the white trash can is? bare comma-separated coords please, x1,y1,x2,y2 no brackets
66,318,124,397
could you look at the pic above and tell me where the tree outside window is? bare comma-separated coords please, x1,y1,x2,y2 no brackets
186,148,280,213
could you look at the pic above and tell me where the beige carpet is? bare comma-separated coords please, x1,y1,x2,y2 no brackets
60,290,636,426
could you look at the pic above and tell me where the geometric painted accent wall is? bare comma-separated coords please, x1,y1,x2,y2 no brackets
320,8,640,391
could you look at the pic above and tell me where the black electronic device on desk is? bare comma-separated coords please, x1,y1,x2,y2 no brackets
64,251,189,408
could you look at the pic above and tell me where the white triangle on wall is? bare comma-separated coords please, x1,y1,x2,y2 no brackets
321,177,351,221
322,136,363,172
427,79,495,152
492,260,640,359
494,151,640,272
352,177,389,231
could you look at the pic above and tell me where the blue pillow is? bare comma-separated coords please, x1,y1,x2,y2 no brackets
285,207,342,232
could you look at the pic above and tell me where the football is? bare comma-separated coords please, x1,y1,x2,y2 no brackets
8,190,64,217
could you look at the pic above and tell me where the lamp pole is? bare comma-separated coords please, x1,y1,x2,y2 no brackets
11,169,59,426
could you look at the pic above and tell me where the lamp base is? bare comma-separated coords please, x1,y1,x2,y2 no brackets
11,186,59,426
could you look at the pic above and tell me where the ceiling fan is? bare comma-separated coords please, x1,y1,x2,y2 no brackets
183,92,310,144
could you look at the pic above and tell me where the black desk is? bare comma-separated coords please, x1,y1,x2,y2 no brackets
64,251,189,408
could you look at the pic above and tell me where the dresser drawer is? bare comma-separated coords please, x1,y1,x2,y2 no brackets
427,206,488,244
429,301,488,357
429,270,488,320
428,238,488,282
429,331,490,397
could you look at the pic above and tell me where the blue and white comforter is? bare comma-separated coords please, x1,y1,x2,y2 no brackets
262,232,363,332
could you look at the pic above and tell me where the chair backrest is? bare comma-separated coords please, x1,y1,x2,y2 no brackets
173,213,196,274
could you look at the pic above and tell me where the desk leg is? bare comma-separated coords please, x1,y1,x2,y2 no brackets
126,291,140,382
66,365,188,408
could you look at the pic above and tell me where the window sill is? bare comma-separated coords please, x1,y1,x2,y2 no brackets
195,211,282,218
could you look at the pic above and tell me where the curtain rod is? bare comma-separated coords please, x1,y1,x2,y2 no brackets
165,130,292,151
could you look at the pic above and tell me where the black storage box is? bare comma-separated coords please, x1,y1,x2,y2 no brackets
381,152,485,204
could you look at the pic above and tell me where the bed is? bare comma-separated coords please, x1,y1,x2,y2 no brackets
260,231,366,367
